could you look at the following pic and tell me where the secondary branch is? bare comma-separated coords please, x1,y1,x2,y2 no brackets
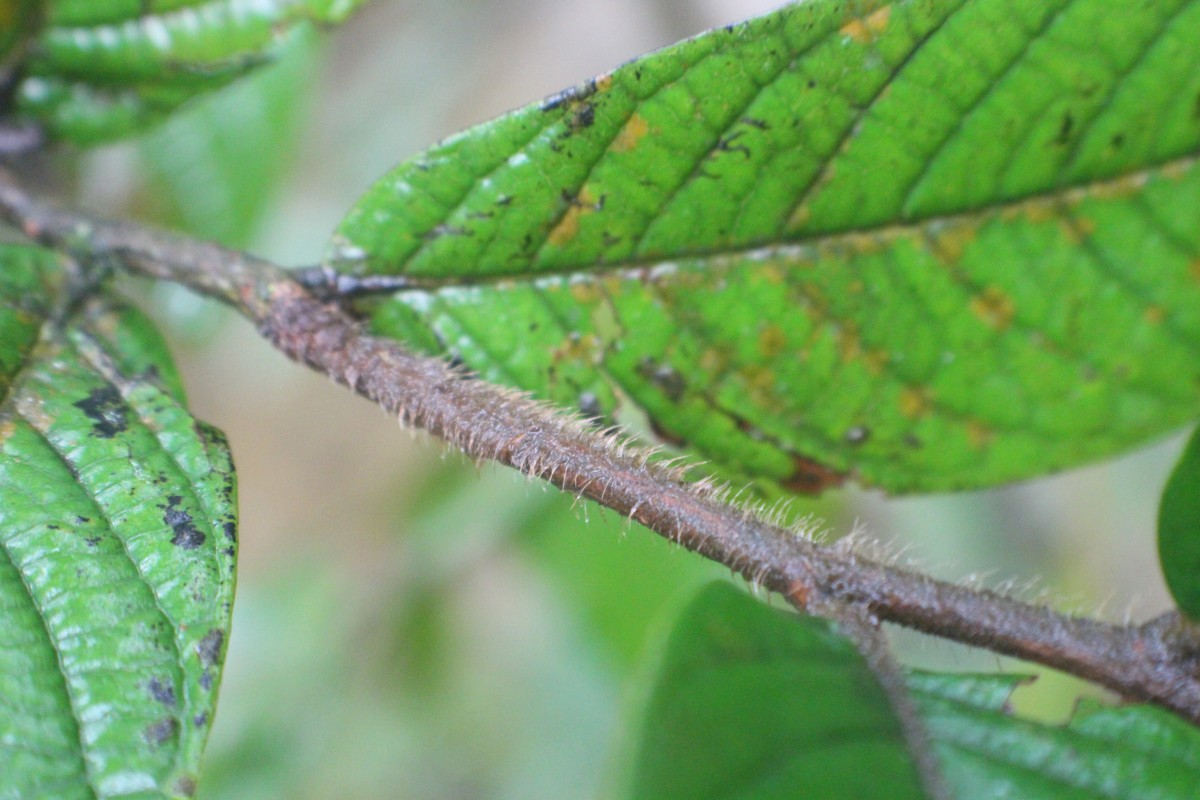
2,170,1198,724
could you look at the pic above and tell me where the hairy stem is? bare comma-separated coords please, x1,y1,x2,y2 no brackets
2,170,1198,726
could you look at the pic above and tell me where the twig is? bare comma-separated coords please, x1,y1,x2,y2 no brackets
2,170,1199,728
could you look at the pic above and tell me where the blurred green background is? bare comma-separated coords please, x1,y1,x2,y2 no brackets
54,1,1185,797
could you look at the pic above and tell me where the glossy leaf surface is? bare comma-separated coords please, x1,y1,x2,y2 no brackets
1158,426,1200,618
333,0,1200,493
0,247,237,798
623,582,928,800
7,0,365,144
912,672,1200,799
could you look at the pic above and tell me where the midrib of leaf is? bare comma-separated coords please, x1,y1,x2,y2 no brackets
334,0,1199,280
358,152,1199,290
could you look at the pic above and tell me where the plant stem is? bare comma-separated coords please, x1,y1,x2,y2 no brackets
2,169,1198,725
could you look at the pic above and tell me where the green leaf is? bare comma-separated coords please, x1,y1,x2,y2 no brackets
623,581,1200,800
0,246,237,798
136,23,321,247
1158,426,1200,618
621,582,928,800
911,672,1200,799
331,0,1200,494
0,0,41,76
7,0,366,145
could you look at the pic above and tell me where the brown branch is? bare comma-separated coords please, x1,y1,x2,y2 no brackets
2,170,1199,727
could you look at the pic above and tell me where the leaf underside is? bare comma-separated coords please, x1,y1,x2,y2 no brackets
7,0,366,144
911,672,1200,799
331,0,1200,494
628,583,1200,800
0,246,237,799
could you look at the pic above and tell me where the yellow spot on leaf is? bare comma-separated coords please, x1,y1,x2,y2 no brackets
970,286,1016,330
863,349,890,375
1003,198,1057,225
700,347,729,374
549,207,584,247
1060,216,1096,244
595,73,614,93
0,419,15,444
742,364,776,394
547,187,599,247
553,332,600,363
613,114,650,152
930,223,978,265
836,325,861,361
841,5,892,43
1145,305,1166,325
1190,258,1200,283
967,421,994,450
758,264,786,286
570,281,602,304
758,325,787,359
900,386,932,419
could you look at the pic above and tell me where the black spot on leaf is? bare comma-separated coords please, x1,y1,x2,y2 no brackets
73,386,128,438
144,717,179,746
148,677,176,706
197,629,224,667
163,495,205,549
568,103,596,131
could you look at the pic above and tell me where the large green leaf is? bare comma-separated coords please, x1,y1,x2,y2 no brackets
623,581,1200,800
0,246,237,798
1158,426,1200,618
331,0,1200,494
6,0,365,145
622,582,929,800
911,672,1200,799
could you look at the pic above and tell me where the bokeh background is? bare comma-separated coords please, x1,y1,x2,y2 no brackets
57,1,1185,797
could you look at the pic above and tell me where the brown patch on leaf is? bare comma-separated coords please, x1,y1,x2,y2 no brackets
899,386,933,420
781,455,846,495
547,187,601,247
758,325,787,359
966,421,994,450
970,286,1016,330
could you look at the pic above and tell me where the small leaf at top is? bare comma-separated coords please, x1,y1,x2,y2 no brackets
329,0,1200,494
4,0,368,145
1158,426,1200,618
620,582,929,800
0,246,237,798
